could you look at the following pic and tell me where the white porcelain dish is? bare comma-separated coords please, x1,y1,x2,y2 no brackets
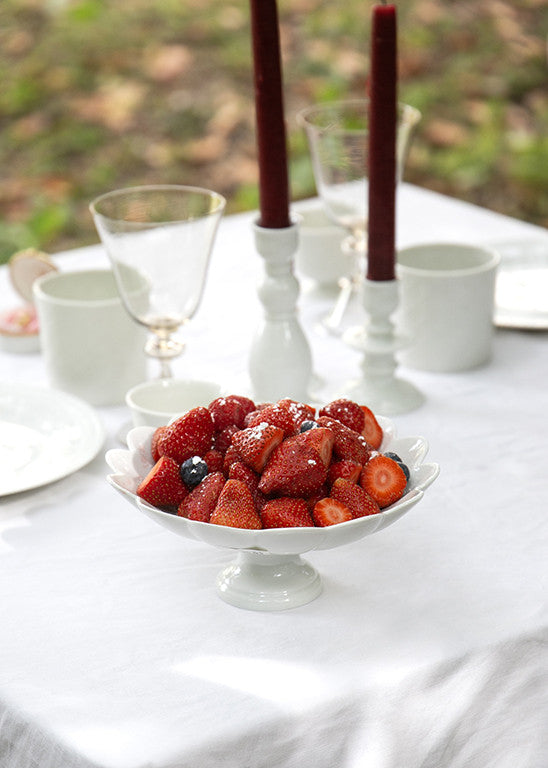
493,239,548,329
106,417,439,611
126,378,222,429
0,383,105,496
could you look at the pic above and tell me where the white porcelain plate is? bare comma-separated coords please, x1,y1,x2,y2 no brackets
106,418,439,611
0,383,105,496
493,239,548,329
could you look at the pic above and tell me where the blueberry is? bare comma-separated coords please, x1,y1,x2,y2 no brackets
384,452,410,483
299,420,318,432
180,456,208,488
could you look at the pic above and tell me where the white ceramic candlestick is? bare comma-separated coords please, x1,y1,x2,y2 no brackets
342,278,424,414
249,220,313,402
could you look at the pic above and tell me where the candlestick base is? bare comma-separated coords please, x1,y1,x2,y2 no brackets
249,220,313,402
340,279,424,415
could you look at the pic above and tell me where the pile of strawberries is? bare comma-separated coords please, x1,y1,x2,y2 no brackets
136,395,410,529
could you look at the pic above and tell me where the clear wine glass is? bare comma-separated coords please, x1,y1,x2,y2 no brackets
90,185,226,379
297,99,421,334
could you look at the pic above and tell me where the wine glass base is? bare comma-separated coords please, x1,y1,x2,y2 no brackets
216,550,322,611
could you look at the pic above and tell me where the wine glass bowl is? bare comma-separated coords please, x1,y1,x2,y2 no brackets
90,185,226,378
297,99,421,333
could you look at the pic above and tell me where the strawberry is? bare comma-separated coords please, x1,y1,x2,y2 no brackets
261,497,314,528
203,448,224,473
327,459,362,486
330,478,380,518
229,459,259,488
222,444,240,475
243,402,271,427
177,471,225,522
258,441,327,497
137,456,188,508
209,479,262,529
158,407,214,464
231,422,284,473
229,394,256,417
319,398,365,434
151,426,168,463
359,454,407,508
228,460,267,512
360,405,383,450
317,416,371,465
214,424,240,454
208,396,247,431
246,401,303,437
289,427,334,467
312,497,353,527
278,398,316,425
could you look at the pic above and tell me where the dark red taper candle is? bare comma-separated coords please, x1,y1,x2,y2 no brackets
249,0,291,229
367,3,397,281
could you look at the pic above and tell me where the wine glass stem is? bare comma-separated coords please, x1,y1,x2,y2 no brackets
323,237,365,334
145,330,184,379
158,358,173,379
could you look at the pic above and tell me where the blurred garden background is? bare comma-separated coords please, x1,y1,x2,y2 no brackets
0,0,547,263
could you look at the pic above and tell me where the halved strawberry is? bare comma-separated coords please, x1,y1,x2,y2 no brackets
359,454,407,508
288,426,334,467
317,416,371,465
209,479,262,529
327,459,362,486
261,497,314,528
158,407,214,464
312,497,353,527
330,477,380,518
137,456,188,508
360,405,383,450
319,398,365,434
258,441,327,497
231,422,284,473
151,426,168,463
177,471,225,522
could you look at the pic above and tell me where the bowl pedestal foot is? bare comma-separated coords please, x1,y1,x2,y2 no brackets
216,550,322,611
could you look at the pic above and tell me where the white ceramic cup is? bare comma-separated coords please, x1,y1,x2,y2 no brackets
294,205,353,287
126,378,222,428
396,242,501,372
33,269,147,406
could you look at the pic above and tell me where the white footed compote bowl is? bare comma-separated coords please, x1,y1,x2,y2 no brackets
90,185,226,379
106,417,439,611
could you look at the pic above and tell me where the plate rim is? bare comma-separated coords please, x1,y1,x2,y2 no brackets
0,382,105,496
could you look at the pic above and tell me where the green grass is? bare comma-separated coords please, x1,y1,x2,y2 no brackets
0,0,547,263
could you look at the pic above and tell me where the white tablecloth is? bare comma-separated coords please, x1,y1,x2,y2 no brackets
1,185,547,768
